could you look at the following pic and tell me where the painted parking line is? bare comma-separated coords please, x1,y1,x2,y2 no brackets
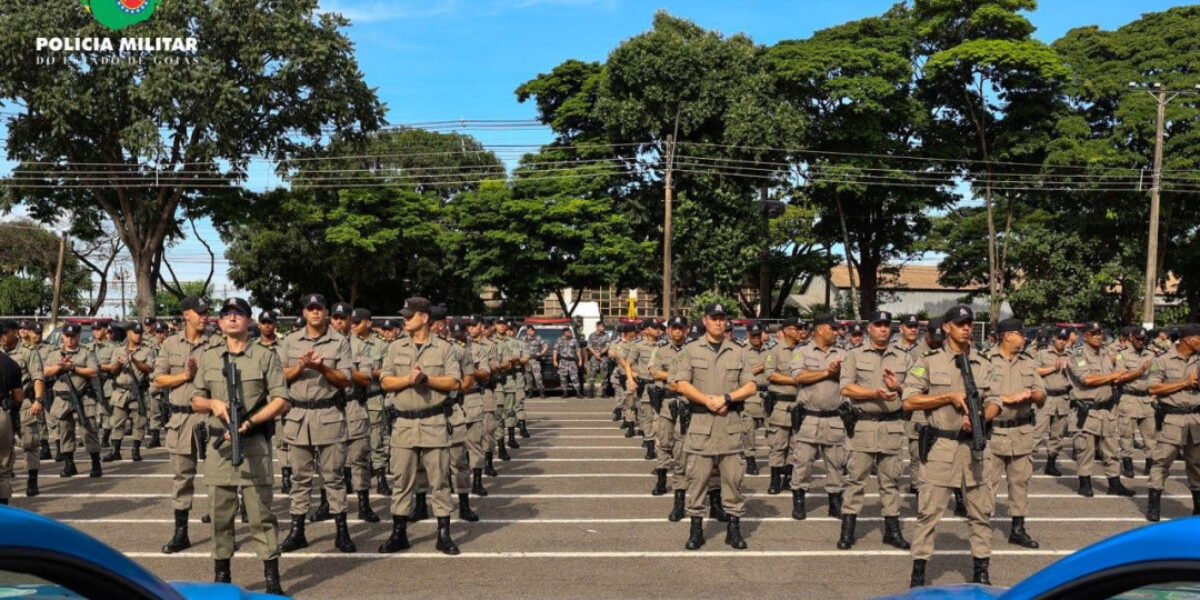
123,549,1074,559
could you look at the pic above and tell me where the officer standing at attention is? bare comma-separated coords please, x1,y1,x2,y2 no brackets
742,322,768,476
983,318,1045,549
763,318,802,495
44,322,101,478
256,312,292,493
670,302,757,551
896,315,923,496
1117,328,1157,478
8,320,45,496
185,298,288,594
585,323,609,398
1145,323,1200,521
553,327,584,398
903,305,1000,587
1035,328,1073,477
378,297,463,555
103,321,155,463
277,293,357,554
0,321,27,504
788,313,847,521
523,326,548,398
1069,321,1138,498
626,319,661,457
837,310,910,550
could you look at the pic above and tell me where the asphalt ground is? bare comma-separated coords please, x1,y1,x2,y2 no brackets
8,397,1192,600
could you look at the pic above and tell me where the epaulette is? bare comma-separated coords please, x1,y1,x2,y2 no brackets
923,350,939,357
455,340,466,347
732,339,746,347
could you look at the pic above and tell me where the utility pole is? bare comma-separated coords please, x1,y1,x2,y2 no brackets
759,187,771,318
662,133,676,318
116,267,128,320
50,233,67,329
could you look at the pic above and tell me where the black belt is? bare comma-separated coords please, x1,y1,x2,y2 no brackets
688,401,745,415
1047,389,1069,397
855,410,904,422
1157,404,1200,415
291,398,345,410
1123,390,1150,397
928,426,973,442
387,398,455,420
167,404,194,415
800,408,841,419
1077,399,1117,412
992,413,1036,429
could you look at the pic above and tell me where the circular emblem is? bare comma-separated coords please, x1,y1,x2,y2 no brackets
117,0,150,14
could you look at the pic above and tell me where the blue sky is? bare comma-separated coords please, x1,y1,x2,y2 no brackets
8,0,1194,314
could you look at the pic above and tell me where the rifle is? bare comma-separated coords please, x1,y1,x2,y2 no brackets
955,351,988,461
90,372,111,414
194,423,208,460
212,357,245,467
122,361,148,419
61,372,96,434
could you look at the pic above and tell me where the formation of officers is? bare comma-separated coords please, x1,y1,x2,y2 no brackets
1,297,1200,590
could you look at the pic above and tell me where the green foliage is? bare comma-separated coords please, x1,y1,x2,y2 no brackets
0,220,89,314
685,291,741,323
153,281,214,316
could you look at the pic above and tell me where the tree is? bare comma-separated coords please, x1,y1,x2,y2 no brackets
153,280,215,317
0,220,90,315
0,0,384,317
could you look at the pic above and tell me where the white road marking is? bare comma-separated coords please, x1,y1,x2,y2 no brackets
123,549,1074,559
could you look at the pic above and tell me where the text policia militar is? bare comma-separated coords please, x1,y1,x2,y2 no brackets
35,36,198,53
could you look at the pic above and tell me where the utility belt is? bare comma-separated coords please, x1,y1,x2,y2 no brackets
799,407,842,419
1122,389,1150,397
1073,398,1117,412
1155,403,1200,416
386,398,457,421
688,401,745,415
290,393,348,411
1046,389,1070,397
167,404,195,415
853,410,904,422
991,413,1036,429
762,390,794,416
916,424,972,463
557,354,578,362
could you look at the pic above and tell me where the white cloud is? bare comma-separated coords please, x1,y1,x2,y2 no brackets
319,0,458,24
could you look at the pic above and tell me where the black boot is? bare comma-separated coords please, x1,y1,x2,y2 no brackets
333,512,356,553
643,440,656,461
161,510,191,554
60,455,77,477
25,470,39,498
435,516,460,555
668,490,686,522
781,465,793,489
791,489,807,521
507,427,521,449
309,488,331,522
53,440,63,462
973,557,991,585
378,516,410,552
1145,458,1154,476
836,514,856,550
1192,490,1200,515
952,488,967,517
38,439,51,460
101,428,110,449
410,492,429,522
471,469,488,497
828,491,843,518
459,493,479,522
213,559,231,583
883,516,910,549
910,559,926,588
375,468,391,496
1146,489,1162,521
1009,516,1039,548
485,451,499,476
685,516,705,550
357,489,380,523
1107,476,1136,497
202,511,211,524
498,438,511,461
281,467,293,494
131,440,142,462
146,430,161,449
725,516,748,549
102,440,122,462
1121,457,1135,479
88,453,102,478
1044,453,1062,476
1079,476,1094,497
708,489,729,522
623,421,635,438
263,559,284,595
612,407,621,422
651,469,668,496
279,514,308,553
767,467,782,495
745,456,759,476
519,420,531,438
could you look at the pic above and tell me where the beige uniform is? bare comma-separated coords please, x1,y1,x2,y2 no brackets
1147,348,1200,491
903,347,995,561
628,338,659,442
154,332,223,511
788,343,848,493
743,343,768,456
614,338,636,425
448,339,475,492
9,343,44,471
45,345,100,456
669,339,754,518
194,341,287,560
86,340,115,433
840,344,910,516
257,337,290,469
355,335,389,474
0,352,18,499
1034,347,1072,457
762,342,800,469
346,335,378,492
1117,346,1157,460
465,339,489,470
278,328,354,516
983,350,1044,517
110,343,155,443
652,342,688,491
473,336,499,455
1068,344,1121,478
381,335,462,517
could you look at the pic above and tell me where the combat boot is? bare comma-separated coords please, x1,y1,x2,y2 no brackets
828,491,843,518
146,430,161,449
973,557,991,585
161,510,191,554
357,490,380,523
38,439,51,460
668,490,685,522
651,469,668,496
1107,476,1136,497
410,492,429,522
435,516,460,555
612,407,621,422
519,420,531,438
767,467,783,495
333,513,356,553
1145,458,1154,476
952,488,966,517
376,468,392,496
379,516,410,553
263,559,284,595
708,489,729,522
281,467,293,494
101,428,110,450
53,440,63,462
131,440,143,462
836,514,856,550
1121,457,1135,479
883,516,910,549
1146,488,1162,521
498,438,511,461
1008,517,1039,548
213,559,231,583
1078,476,1094,497
623,421,635,438
88,453,102,478
25,470,38,498
102,440,122,462
725,516,747,549
1044,453,1062,476
507,427,521,449
791,489,806,521
910,560,926,588
279,515,308,552
781,465,793,489
643,440,656,461
471,469,488,497
484,451,498,476
459,493,479,522
684,517,705,550
745,456,759,476
309,489,331,522
59,455,77,477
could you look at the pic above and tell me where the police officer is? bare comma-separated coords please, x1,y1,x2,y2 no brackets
510,320,533,438
44,322,101,479
983,317,1045,549
339,306,382,524
1146,323,1200,521
142,318,166,449
585,323,609,398
896,315,923,495
903,305,999,587
469,317,500,477
0,322,22,506
669,302,757,550
1117,328,1157,478
257,311,291,493
612,323,637,429
380,319,401,344
190,298,288,595
103,321,154,463
1069,321,1138,498
444,317,482,519
86,321,116,451
847,323,865,349
649,316,688,504
553,327,584,398
1035,327,1073,477
378,297,464,555
459,318,492,496
788,313,848,520
8,320,45,495
277,293,357,554
742,322,769,476
523,326,548,397
349,308,390,500
838,310,911,550
626,319,660,457
763,318,803,495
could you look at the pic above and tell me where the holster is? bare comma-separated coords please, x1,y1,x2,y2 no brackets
636,378,648,400
1071,400,1090,430
648,386,663,413
917,424,934,463
762,391,776,418
1154,402,1166,432
789,402,804,431
1,396,19,437
194,423,208,460
839,403,858,437
678,400,692,435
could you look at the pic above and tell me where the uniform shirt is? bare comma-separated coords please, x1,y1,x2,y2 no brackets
626,338,657,378
193,340,288,486
668,338,754,456
1148,348,1200,411
89,339,117,396
840,344,910,414
985,350,1044,422
44,344,97,401
0,352,20,399
1116,346,1155,395
902,346,994,487
586,332,609,358
276,327,353,446
553,336,580,362
1037,347,1071,392
380,334,462,448
790,343,845,411
763,342,800,397
744,343,769,389
525,335,547,361
153,331,224,409
112,343,156,407
1068,344,1118,403
11,342,45,399
502,335,526,391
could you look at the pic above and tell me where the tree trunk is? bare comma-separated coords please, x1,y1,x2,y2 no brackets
984,177,1001,326
834,193,861,320
133,251,158,318
857,256,880,316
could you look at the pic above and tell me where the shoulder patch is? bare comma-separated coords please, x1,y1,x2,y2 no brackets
1076,358,1088,367
910,365,927,378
